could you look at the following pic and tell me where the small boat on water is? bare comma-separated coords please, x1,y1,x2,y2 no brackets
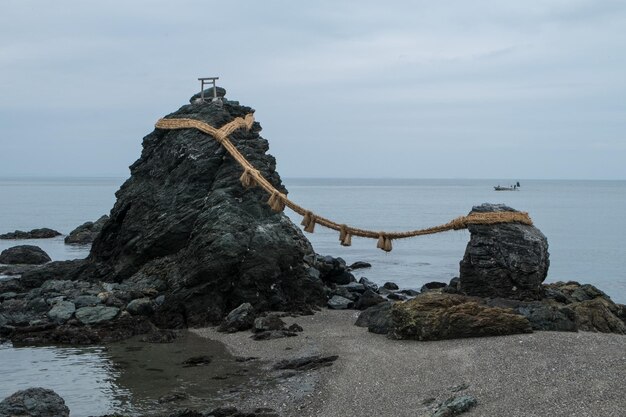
494,181,521,191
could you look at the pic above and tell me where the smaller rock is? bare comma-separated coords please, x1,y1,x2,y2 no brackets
355,302,393,334
64,215,109,245
420,281,448,292
327,295,353,310
253,314,286,333
73,295,101,308
359,277,379,292
47,301,76,323
326,271,355,285
182,355,212,367
75,306,120,324
340,282,366,293
0,245,51,265
0,388,70,417
288,323,303,332
355,289,385,310
431,395,477,417
0,228,61,240
158,391,189,403
126,298,154,316
273,355,338,371
399,289,420,297
383,282,399,290
218,303,256,333
387,292,408,301
251,330,298,340
348,261,372,270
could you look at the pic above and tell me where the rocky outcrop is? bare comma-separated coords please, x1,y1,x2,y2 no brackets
355,301,393,334
64,215,109,245
0,228,61,240
391,293,533,341
459,204,549,300
0,245,51,265
0,388,70,417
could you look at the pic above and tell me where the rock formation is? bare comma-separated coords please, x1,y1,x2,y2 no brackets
0,228,61,240
0,388,70,417
0,88,326,343
64,215,109,245
459,203,549,300
0,245,51,265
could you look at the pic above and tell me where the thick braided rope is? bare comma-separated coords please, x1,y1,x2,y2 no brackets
155,114,533,250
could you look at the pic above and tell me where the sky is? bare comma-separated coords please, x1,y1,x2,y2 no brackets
0,0,625,180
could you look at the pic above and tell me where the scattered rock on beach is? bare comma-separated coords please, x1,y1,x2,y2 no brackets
253,314,286,333
218,303,256,333
459,203,549,300
391,293,532,341
327,295,353,310
0,387,70,417
348,261,372,270
0,245,51,265
382,282,399,290
355,301,393,334
431,395,477,417
75,305,119,324
0,228,61,240
273,355,339,371
64,215,108,245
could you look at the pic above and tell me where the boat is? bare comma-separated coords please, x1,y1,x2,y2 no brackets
494,182,520,191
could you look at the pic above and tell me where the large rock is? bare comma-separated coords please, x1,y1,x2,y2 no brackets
391,293,532,341
459,204,549,300
79,92,325,326
0,388,69,417
0,228,61,240
355,301,393,334
0,245,51,265
64,215,109,245
75,305,119,324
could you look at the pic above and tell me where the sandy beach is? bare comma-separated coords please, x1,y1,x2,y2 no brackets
195,309,626,417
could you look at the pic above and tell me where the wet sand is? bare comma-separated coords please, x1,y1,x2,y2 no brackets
194,309,626,417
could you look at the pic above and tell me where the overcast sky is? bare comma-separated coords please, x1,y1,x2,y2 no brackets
1,1,624,179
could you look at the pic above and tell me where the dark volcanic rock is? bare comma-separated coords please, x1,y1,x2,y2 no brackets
252,314,286,332
327,295,353,310
355,301,393,334
273,355,338,371
382,282,399,290
64,215,109,245
0,245,51,265
0,228,61,240
431,395,477,417
391,293,532,341
355,289,385,310
218,303,256,333
83,97,325,326
0,388,69,417
459,204,549,300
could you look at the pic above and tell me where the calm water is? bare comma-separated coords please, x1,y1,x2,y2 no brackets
0,177,625,302
1,177,625,415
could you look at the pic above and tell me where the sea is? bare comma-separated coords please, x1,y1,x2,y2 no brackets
1,177,625,416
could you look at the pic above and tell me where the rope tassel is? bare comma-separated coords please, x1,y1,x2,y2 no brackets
377,234,392,252
267,191,285,212
341,233,352,247
339,225,351,246
301,212,316,233
239,169,256,188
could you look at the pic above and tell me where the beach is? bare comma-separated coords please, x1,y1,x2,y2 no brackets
195,309,626,417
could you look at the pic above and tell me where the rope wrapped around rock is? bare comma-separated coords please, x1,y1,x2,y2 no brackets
155,114,533,252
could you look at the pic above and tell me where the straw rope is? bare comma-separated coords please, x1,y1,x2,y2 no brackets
155,114,533,252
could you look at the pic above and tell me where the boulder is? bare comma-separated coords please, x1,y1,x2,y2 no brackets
64,215,109,245
459,204,549,300
391,293,533,341
355,289,385,310
420,281,447,292
355,301,393,334
82,95,325,326
382,282,399,290
73,295,101,308
218,303,256,333
0,388,70,417
0,245,51,265
327,295,353,310
572,298,626,334
75,305,119,324
47,301,76,323
358,277,379,292
348,261,372,270
431,395,477,417
126,297,154,316
252,314,286,332
0,228,61,240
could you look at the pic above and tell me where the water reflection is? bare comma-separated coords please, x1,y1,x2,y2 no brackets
0,332,263,417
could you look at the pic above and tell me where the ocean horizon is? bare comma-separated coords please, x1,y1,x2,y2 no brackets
1,176,624,304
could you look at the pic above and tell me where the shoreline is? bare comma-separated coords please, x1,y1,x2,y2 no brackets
194,309,626,417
